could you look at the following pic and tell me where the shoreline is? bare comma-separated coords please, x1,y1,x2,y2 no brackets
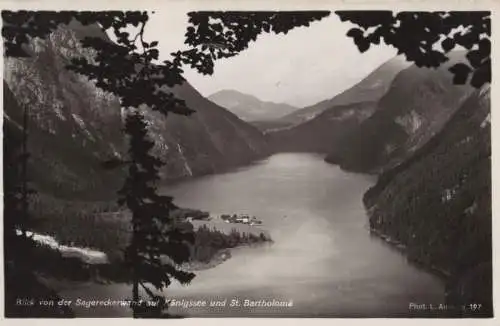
325,155,455,283
32,217,273,286
39,235,274,311
182,240,273,272
160,154,273,188
367,225,495,317
367,226,451,282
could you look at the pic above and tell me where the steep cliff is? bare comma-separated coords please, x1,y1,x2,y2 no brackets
269,101,377,152
326,52,473,173
267,56,409,150
3,23,269,200
3,24,125,199
363,86,492,316
266,55,409,132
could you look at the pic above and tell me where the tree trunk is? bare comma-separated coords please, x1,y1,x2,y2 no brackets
132,212,139,318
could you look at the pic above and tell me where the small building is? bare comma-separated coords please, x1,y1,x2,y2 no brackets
234,216,250,224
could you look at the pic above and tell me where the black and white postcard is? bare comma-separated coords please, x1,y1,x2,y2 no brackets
1,0,497,322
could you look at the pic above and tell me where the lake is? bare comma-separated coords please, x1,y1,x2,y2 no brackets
59,153,445,317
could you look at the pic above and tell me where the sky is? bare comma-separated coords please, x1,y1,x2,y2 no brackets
141,11,398,108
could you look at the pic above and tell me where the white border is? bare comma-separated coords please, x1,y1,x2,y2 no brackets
0,1,498,326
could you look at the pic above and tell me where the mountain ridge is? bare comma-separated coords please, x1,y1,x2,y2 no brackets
264,55,411,131
363,85,492,315
326,51,473,173
3,22,270,200
208,89,298,122
267,55,411,151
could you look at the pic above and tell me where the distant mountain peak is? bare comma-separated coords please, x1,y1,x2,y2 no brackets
267,55,411,130
4,22,270,199
208,89,298,122
209,89,293,106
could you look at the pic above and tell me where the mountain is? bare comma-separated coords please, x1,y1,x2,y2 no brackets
266,56,410,151
3,22,269,201
269,100,378,152
208,89,298,122
265,55,410,131
363,85,492,316
326,51,474,173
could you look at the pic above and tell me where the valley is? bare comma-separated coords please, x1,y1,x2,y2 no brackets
208,89,298,123
3,17,492,318
52,153,446,318
212,52,492,315
4,22,270,201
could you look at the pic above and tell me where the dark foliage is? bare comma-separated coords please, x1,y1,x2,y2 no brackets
3,11,191,115
30,195,124,256
325,53,474,173
3,78,124,201
171,208,210,220
192,225,272,263
117,110,196,317
5,263,75,318
3,9,492,318
173,11,330,75
364,88,491,316
2,10,329,317
25,222,271,286
4,96,73,317
2,10,193,317
336,11,490,88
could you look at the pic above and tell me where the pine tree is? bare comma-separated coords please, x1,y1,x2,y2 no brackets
3,9,490,318
118,109,195,317
2,10,329,316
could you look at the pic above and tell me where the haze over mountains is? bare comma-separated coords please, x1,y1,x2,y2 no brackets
325,51,473,173
267,51,475,170
265,49,491,311
271,55,411,129
208,89,298,122
3,20,491,316
208,56,410,132
266,55,410,150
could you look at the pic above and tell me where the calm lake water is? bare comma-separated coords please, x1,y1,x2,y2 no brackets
60,153,445,317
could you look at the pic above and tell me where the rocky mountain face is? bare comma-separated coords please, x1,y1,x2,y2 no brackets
264,56,410,133
150,84,270,182
265,49,491,313
3,23,269,200
3,25,125,200
208,89,298,123
267,56,409,149
269,101,378,152
326,52,474,173
363,86,492,316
